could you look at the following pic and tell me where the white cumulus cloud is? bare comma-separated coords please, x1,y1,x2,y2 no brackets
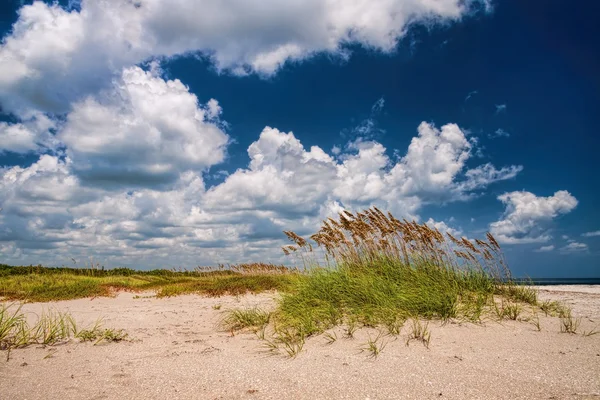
0,0,490,115
489,190,578,244
0,119,520,267
59,66,229,188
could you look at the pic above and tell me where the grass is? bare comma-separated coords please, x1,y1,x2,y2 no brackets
216,208,559,357
582,326,599,337
0,263,300,302
0,303,127,358
220,307,271,332
559,311,581,334
494,300,522,321
405,318,432,348
2,207,589,359
362,331,388,358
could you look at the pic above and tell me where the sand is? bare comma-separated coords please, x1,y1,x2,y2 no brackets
1,286,599,400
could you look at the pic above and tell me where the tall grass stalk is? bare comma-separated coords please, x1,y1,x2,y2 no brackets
273,208,538,348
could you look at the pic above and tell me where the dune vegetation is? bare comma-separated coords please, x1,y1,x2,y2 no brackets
220,208,578,356
2,207,578,358
0,263,299,302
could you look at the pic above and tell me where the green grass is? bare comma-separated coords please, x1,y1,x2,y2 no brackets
157,274,299,298
0,264,300,302
405,318,431,348
0,303,127,357
1,208,587,360
220,307,271,332
362,331,388,358
243,208,556,357
559,311,581,334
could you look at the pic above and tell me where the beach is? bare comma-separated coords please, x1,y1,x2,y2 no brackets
1,286,599,400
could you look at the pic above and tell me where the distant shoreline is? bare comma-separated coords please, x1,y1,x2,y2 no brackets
514,277,600,285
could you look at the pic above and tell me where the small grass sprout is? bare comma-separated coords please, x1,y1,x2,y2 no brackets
560,311,581,334
270,327,305,358
582,326,599,337
95,328,128,344
362,331,387,358
344,318,359,339
323,331,337,344
531,312,542,331
406,318,431,348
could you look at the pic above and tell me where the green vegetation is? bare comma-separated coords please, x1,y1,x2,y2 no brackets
220,307,271,332
0,303,126,359
362,331,387,358
0,263,299,302
2,207,590,359
559,310,581,334
225,208,582,357
405,318,431,348
270,209,537,353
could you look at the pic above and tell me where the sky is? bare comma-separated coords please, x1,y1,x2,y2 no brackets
0,0,598,277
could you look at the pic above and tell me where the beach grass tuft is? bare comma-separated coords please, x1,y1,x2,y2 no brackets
268,208,537,352
221,307,271,332
0,303,126,357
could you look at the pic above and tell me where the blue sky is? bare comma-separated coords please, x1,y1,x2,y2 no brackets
0,0,598,277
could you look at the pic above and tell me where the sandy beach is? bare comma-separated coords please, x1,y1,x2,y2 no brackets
1,286,599,400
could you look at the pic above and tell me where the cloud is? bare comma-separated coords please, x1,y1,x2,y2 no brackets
489,190,578,244
488,128,510,139
0,120,520,267
582,230,600,237
0,113,58,154
425,218,462,237
59,66,229,188
534,245,555,252
560,242,588,254
465,90,478,101
495,104,507,114
0,0,490,116
341,97,387,142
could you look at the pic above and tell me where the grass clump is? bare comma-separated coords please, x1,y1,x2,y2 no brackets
0,303,127,356
405,318,432,348
221,307,271,332
559,310,581,334
362,331,388,358
231,207,555,357
270,208,523,349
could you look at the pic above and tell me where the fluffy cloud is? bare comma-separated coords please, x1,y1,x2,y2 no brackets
0,113,58,154
425,218,462,237
0,119,519,267
205,122,520,223
0,0,489,115
59,66,229,187
534,245,555,252
560,242,588,254
490,190,578,244
387,123,521,200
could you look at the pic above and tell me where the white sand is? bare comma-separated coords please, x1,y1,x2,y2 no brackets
1,286,599,400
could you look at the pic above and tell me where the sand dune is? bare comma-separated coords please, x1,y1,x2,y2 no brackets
1,286,599,400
